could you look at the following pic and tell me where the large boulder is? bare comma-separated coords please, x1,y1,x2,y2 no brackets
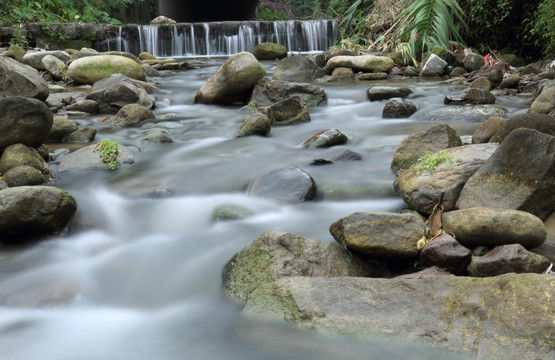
457,129,555,220
250,77,326,106
391,124,462,173
22,50,71,71
247,166,317,203
329,212,425,258
0,97,53,150
222,230,388,302
0,56,49,101
394,144,498,214
489,113,555,143
241,274,555,360
195,52,266,105
85,75,155,114
252,42,288,61
273,55,325,82
467,244,552,277
67,54,146,85
442,207,547,249
325,55,395,73
0,186,77,242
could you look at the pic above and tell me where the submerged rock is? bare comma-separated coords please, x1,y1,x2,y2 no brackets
250,77,326,107
247,166,317,203
236,113,271,137
367,86,412,101
266,96,310,125
382,97,418,118
297,128,349,148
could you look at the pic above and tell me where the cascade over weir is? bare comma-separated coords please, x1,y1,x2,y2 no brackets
96,19,338,57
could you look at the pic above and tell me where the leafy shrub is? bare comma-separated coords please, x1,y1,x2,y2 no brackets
524,0,555,58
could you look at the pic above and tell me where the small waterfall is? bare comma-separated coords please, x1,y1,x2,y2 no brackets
98,19,338,57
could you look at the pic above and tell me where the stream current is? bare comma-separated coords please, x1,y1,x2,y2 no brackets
0,58,532,360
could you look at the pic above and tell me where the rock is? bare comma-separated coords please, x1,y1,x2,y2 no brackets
266,96,310,125
472,117,506,143
420,54,448,76
444,88,495,105
22,50,71,71
404,66,419,76
297,129,349,148
6,45,25,62
367,86,412,101
382,97,418,118
457,129,554,220
62,126,96,143
0,97,53,151
419,234,472,274
222,230,387,302
489,113,555,143
391,124,462,172
467,244,551,277
529,87,555,115
325,55,395,73
3,165,46,187
86,75,155,114
413,104,508,122
142,128,173,143
330,67,354,81
236,113,271,137
45,91,86,110
247,166,317,203
0,56,50,101
272,54,323,82
499,74,520,89
212,203,253,222
469,77,492,91
0,143,48,175
56,142,135,172
394,144,498,214
49,116,78,141
41,54,66,81
516,64,541,75
66,99,99,114
498,53,525,67
241,274,554,360
395,265,454,279
484,68,504,88
333,150,362,161
442,207,547,249
357,72,387,80
250,77,326,106
0,186,77,242
463,52,485,71
194,52,266,105
67,55,146,85
138,52,157,60
111,104,155,127
252,42,288,61
449,67,466,77
329,212,425,258
150,15,176,24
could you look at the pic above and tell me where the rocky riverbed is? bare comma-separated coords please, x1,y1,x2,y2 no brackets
0,42,554,360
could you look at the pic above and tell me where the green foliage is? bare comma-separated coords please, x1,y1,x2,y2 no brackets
290,0,322,19
524,0,555,58
94,139,120,170
258,7,288,20
9,24,30,48
411,151,454,174
0,0,140,26
396,0,467,61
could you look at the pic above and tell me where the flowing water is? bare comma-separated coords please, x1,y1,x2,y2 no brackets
0,59,533,360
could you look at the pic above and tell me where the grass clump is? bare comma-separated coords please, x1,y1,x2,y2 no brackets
411,151,453,174
94,139,120,170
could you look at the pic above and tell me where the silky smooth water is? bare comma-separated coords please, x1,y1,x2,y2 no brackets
0,59,532,360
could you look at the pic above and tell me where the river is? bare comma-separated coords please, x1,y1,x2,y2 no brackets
0,58,532,360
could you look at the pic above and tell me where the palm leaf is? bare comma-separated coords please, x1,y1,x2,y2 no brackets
395,0,467,62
